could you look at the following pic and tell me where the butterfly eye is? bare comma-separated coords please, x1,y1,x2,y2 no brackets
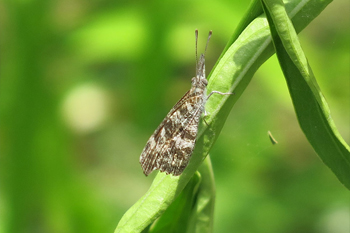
203,79,208,86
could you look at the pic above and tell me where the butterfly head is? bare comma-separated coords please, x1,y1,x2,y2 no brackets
191,53,207,90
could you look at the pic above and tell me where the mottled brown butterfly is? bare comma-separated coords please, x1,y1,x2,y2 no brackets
140,30,232,176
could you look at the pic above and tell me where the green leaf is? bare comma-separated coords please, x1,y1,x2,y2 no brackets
261,0,350,189
149,172,201,233
187,157,216,233
215,0,264,64
115,1,337,232
147,159,216,233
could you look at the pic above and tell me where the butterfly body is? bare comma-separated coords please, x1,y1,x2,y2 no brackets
139,53,208,176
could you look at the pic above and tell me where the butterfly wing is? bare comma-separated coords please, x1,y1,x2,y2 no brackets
139,91,205,176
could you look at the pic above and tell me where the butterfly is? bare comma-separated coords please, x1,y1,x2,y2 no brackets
139,30,232,176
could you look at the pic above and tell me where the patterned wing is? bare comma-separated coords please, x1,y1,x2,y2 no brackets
139,92,205,176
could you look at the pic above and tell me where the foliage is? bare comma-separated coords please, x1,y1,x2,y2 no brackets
116,0,349,232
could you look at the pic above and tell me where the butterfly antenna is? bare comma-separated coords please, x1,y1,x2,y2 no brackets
205,30,212,56
195,29,198,70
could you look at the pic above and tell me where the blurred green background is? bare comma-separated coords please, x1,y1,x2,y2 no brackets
0,0,349,233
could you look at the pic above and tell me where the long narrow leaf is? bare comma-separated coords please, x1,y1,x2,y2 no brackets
187,157,216,233
149,172,201,233
262,0,350,189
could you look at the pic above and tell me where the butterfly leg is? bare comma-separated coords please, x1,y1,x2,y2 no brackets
203,91,234,125
207,91,233,100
